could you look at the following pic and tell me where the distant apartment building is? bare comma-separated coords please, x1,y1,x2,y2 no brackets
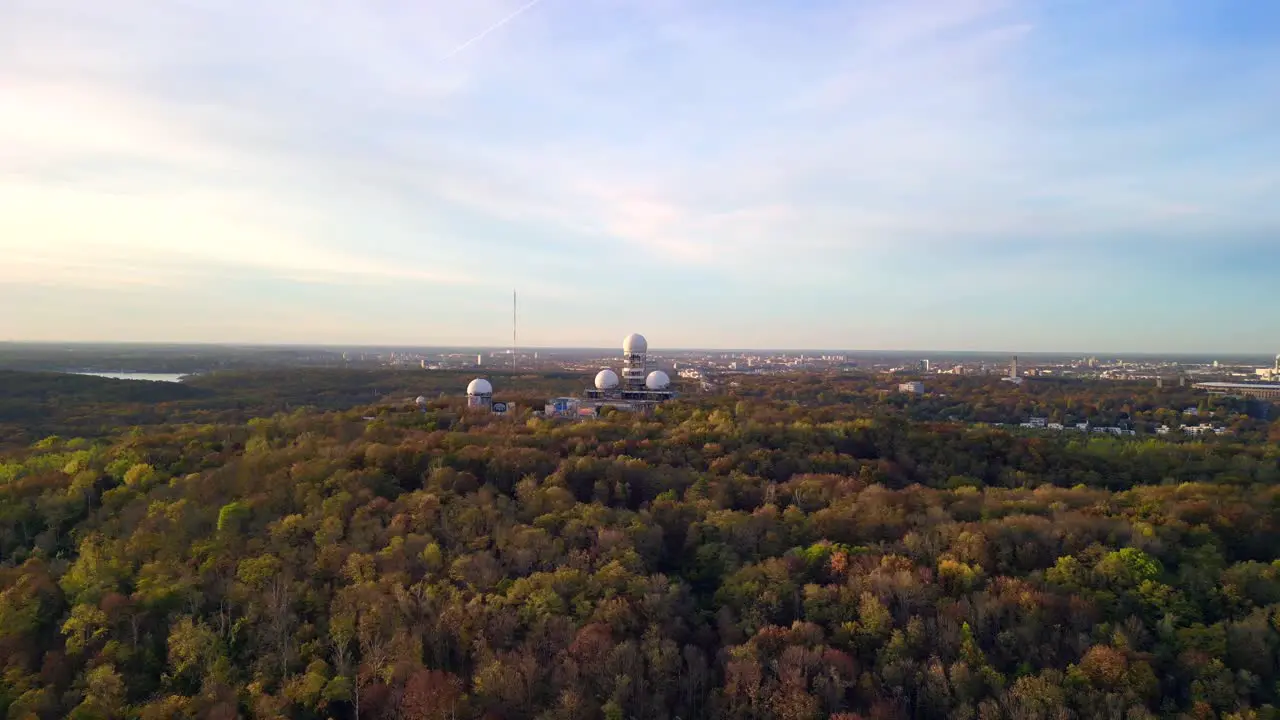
1257,355,1280,381
898,381,925,394
1092,426,1136,436
1177,422,1228,435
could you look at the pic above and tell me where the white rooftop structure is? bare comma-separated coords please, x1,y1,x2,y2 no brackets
622,333,648,354
594,368,620,390
466,378,494,409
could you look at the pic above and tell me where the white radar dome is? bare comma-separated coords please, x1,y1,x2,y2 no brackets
466,378,493,396
415,396,427,406
594,368,620,390
623,333,648,354
645,370,671,390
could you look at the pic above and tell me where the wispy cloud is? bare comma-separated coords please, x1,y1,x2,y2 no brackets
1,0,1278,349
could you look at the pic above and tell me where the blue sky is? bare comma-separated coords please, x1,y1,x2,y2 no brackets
1,0,1277,352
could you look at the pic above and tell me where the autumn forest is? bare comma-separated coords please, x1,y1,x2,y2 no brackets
2,368,1280,719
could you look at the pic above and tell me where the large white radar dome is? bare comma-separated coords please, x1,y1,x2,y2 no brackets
623,333,648,354
466,378,493,396
594,368,620,390
645,370,671,390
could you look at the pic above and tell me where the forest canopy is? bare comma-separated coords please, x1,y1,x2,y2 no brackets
1,369,1279,719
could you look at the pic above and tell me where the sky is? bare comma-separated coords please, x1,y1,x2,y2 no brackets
1,0,1278,352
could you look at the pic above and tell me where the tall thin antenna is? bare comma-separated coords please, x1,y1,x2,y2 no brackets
512,289,517,372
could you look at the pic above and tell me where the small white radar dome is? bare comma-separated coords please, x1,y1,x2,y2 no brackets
645,370,671,390
466,378,493,396
415,396,428,406
595,368,620,390
622,333,648,354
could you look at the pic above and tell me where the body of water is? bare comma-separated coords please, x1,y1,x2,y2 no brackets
69,372,188,383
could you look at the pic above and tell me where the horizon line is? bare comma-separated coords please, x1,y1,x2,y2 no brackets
0,340,1274,359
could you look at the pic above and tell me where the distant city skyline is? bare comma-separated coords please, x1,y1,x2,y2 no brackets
2,0,1278,352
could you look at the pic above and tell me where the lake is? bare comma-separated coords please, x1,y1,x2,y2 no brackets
69,372,188,383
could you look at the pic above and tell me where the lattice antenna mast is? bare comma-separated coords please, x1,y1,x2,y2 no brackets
512,290,517,372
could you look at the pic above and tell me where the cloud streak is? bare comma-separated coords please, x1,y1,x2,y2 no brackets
443,0,546,60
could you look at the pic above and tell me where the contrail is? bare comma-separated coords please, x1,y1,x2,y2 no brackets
442,0,544,60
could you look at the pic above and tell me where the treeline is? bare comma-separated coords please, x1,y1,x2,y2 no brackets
725,374,1275,442
2,396,1280,718
0,369,581,450
4,367,1274,452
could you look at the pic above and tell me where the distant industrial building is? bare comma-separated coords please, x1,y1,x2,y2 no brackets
1194,381,1280,400
898,381,925,394
545,396,586,418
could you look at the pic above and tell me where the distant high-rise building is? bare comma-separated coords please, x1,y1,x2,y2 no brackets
477,354,483,366
921,359,930,372
1002,356,1024,385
